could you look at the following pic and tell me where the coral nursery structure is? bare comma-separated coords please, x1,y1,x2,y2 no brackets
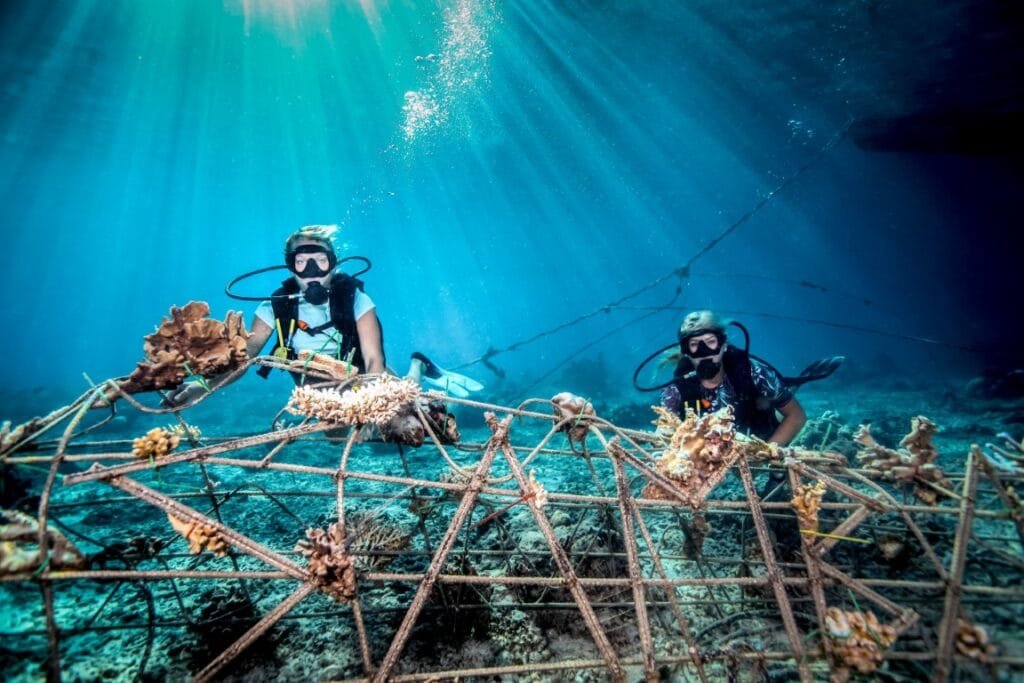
0,365,1022,682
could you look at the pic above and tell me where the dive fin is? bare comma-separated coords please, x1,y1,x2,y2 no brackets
784,355,845,388
412,352,485,398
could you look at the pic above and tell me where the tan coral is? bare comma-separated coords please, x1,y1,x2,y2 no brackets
296,522,358,601
551,392,595,442
121,301,250,393
642,405,745,507
167,513,228,557
791,480,827,532
0,509,86,575
132,427,181,459
825,606,898,680
956,618,995,663
526,469,549,510
855,417,953,505
287,375,420,427
289,350,360,382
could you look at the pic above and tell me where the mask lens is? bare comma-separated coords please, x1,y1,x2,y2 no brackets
686,334,720,357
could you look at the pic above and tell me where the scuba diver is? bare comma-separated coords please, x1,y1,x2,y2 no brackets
165,225,481,405
638,309,843,446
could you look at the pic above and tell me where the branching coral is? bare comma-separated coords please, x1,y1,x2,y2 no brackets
167,513,228,557
643,405,743,507
296,522,357,602
855,417,952,505
956,618,995,663
825,606,897,681
132,428,181,459
287,375,420,427
986,432,1024,475
791,480,827,532
551,392,595,443
1,509,85,575
121,301,249,393
345,512,410,571
165,421,202,442
0,405,66,456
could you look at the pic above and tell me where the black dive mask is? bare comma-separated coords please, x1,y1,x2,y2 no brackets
688,340,719,358
303,281,330,305
694,358,722,380
288,244,337,278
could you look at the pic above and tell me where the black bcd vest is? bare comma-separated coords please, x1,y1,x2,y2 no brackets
671,347,781,440
257,273,384,378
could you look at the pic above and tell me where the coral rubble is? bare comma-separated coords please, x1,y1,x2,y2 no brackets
296,522,358,602
131,427,181,459
855,416,952,505
121,301,249,393
167,513,228,557
287,375,420,427
825,606,898,681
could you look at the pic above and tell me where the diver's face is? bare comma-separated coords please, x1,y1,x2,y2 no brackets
290,241,333,289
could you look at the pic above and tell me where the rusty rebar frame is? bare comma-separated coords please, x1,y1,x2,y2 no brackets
2,383,1022,682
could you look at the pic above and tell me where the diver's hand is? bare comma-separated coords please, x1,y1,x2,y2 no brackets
163,381,208,408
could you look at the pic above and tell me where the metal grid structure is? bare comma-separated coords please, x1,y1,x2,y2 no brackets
1,371,1022,682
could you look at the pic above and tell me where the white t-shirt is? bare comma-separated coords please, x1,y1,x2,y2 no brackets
255,290,376,357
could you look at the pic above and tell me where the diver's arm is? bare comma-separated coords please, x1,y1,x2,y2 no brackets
164,317,273,405
355,310,385,374
769,396,806,446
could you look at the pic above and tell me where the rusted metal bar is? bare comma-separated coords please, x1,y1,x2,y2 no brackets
843,468,950,580
816,563,908,616
498,432,625,681
371,414,508,682
737,456,810,683
816,504,872,556
602,438,708,682
62,422,334,486
351,598,374,678
789,461,888,512
977,451,1024,548
192,583,316,683
106,476,310,581
41,581,61,683
933,447,981,683
787,467,833,661
610,446,657,682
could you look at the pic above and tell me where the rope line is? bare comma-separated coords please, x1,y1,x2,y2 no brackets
454,120,853,378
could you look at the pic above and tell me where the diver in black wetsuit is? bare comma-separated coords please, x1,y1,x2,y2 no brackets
662,310,807,446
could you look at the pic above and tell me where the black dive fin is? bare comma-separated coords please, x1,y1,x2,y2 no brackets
784,356,845,388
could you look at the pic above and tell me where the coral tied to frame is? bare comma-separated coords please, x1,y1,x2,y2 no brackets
644,405,744,507
287,375,421,427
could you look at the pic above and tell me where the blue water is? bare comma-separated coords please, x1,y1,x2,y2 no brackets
0,0,1021,414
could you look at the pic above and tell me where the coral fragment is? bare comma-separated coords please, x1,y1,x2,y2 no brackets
168,513,228,557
